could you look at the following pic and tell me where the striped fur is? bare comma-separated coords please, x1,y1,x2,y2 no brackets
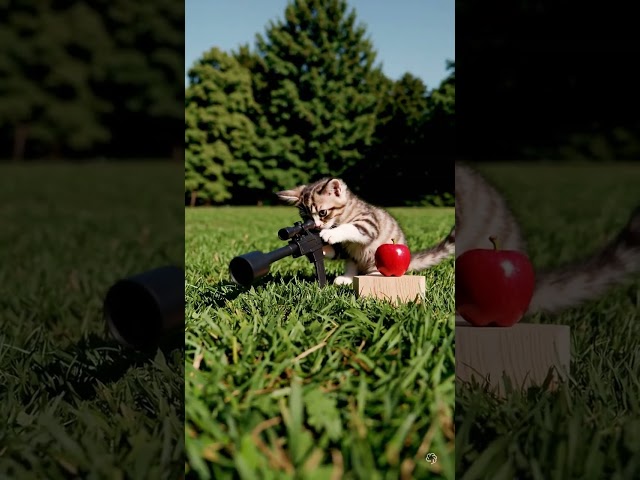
456,162,640,315
277,178,454,285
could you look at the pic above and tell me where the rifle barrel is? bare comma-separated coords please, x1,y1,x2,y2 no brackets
229,244,296,286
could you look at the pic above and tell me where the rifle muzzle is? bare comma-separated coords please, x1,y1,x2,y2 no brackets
104,265,184,350
229,244,296,286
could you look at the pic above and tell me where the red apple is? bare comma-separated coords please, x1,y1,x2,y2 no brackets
375,239,411,277
456,236,535,327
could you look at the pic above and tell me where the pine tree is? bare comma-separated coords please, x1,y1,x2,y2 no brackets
0,0,185,160
185,47,262,204
253,0,382,183
346,72,430,204
0,2,112,160
94,0,185,160
427,61,455,130
227,44,310,203
419,62,455,204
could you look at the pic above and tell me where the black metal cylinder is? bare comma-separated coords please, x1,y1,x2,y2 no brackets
229,244,296,286
104,265,184,350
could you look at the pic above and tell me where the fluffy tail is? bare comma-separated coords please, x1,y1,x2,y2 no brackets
527,206,640,314
408,226,456,271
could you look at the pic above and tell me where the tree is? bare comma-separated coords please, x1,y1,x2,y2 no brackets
252,0,382,185
426,60,455,132
228,44,313,203
94,0,185,160
418,61,455,203
0,2,112,160
185,47,261,204
345,72,432,204
346,63,456,205
0,0,185,161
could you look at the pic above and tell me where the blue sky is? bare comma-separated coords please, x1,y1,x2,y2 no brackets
185,0,454,90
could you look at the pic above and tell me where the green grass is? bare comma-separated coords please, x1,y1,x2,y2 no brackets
456,162,640,479
185,206,456,479
0,162,184,479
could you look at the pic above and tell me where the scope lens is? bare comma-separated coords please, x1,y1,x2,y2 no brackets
277,227,291,240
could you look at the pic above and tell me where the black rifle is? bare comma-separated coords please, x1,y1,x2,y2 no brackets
229,218,327,287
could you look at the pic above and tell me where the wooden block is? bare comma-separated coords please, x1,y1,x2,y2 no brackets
456,315,570,396
353,273,425,305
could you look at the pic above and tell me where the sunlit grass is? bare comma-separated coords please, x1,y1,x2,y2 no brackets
185,206,456,479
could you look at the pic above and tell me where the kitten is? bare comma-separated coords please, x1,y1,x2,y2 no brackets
455,162,640,315
277,167,640,314
276,177,455,285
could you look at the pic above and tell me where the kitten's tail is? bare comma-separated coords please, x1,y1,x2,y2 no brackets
527,206,640,315
408,226,456,271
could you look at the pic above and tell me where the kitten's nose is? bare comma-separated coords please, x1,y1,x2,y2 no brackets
315,222,323,229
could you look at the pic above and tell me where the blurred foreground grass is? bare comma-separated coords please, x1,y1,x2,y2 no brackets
456,162,640,479
0,162,184,479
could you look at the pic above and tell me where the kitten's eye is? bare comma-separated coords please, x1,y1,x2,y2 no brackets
318,209,328,218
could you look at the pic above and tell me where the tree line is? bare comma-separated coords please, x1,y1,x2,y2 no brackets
185,0,455,207
0,1,184,161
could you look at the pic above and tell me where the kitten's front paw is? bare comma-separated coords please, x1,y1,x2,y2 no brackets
320,228,342,245
334,275,353,286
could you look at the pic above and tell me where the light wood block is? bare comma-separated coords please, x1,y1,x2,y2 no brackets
456,315,570,396
353,273,425,305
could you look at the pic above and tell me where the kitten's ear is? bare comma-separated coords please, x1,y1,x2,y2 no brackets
276,185,305,205
326,178,345,197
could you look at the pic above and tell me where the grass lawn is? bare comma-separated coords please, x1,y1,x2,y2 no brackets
185,206,456,479
0,162,185,479
456,162,640,479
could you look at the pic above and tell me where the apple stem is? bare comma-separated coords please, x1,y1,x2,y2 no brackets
489,236,500,251
392,238,396,244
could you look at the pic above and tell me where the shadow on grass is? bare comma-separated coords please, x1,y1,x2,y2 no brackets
202,272,344,308
28,332,183,403
255,271,333,289
197,281,246,308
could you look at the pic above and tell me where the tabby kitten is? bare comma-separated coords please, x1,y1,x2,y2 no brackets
277,167,640,314
455,162,640,315
276,177,455,285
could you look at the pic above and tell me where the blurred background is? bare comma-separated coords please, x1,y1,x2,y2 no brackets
456,1,640,478
0,2,185,477
185,0,455,207
0,0,184,162
456,0,640,163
